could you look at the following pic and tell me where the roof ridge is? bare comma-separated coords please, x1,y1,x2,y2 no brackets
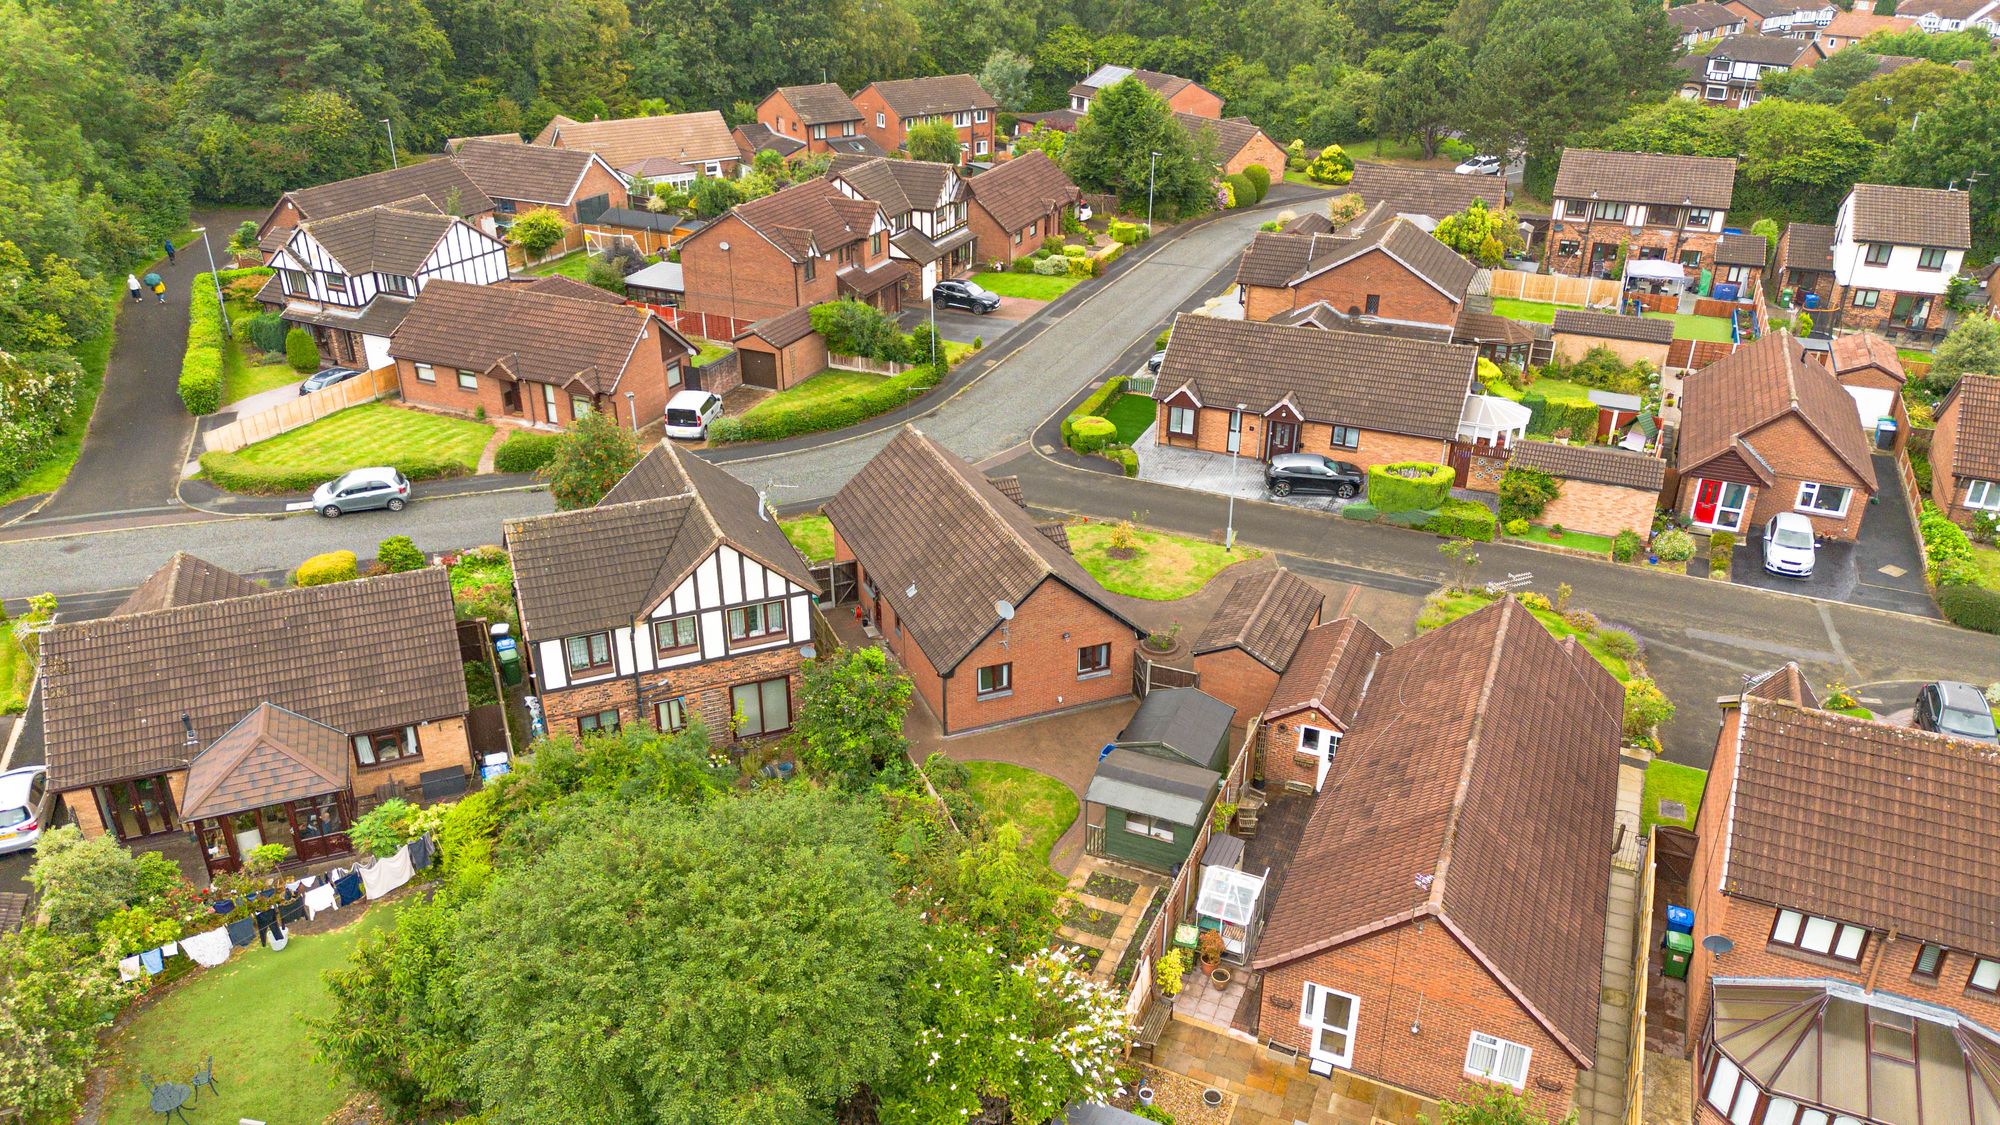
1428,599,1513,911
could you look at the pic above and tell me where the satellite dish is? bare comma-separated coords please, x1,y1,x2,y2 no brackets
995,599,1015,621
1702,935,1735,957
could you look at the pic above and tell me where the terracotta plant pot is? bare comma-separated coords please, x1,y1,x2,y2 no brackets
1210,967,1232,987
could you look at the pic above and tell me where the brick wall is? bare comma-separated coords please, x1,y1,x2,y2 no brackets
1191,647,1280,729
1168,85,1225,118
1257,707,1336,791
1223,132,1288,178
1287,250,1461,331
1931,387,1969,520
397,326,689,431
1550,228,1721,277
968,200,1061,268
681,213,826,323
1830,284,1947,334
734,332,828,391
1539,479,1656,537
1156,400,1450,471
1243,284,1295,322
1550,332,1671,369
541,645,805,742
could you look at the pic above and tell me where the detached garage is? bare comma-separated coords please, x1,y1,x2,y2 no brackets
732,306,827,390
1507,439,1666,538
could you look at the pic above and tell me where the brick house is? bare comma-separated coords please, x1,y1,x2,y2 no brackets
732,305,828,391
756,83,866,156
1815,7,1914,48
1548,149,1738,278
825,426,1145,735
678,177,900,325
1255,615,1391,794
829,154,974,297
450,138,627,228
1896,0,2000,33
1251,598,1622,1120
1674,330,1877,539
1190,567,1325,724
851,75,999,164
388,279,695,431
1549,309,1674,368
1668,2,1749,47
39,556,471,881
963,151,1082,268
1928,373,2000,527
1505,440,1667,537
1827,183,1971,337
1068,65,1224,118
1684,674,2000,1125
1774,221,1836,309
1177,114,1287,178
1677,34,1826,108
1713,232,1770,296
1825,330,1909,455
1343,162,1506,226
503,442,818,742
1234,216,1476,330
256,159,497,251
733,123,808,165
534,111,741,181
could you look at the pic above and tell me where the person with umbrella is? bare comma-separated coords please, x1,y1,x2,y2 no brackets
143,271,165,303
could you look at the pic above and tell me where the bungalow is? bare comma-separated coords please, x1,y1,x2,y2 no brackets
825,426,1146,735
678,177,900,326
1506,440,1667,538
963,151,1083,267
829,154,974,297
534,111,742,182
1255,616,1391,794
1827,182,1971,337
1190,567,1325,723
1677,34,1826,108
39,556,472,880
388,279,695,430
1234,216,1476,330
450,138,626,229
259,203,510,369
1927,373,2000,528
256,159,497,251
851,74,998,163
502,442,818,740
1178,114,1287,179
1673,330,1877,539
756,83,866,156
1549,148,1737,278
1774,220,1836,309
1549,309,1674,368
733,122,807,164
1252,598,1622,1120
1342,162,1506,227
732,305,828,391
1068,65,1224,118
1082,688,1236,872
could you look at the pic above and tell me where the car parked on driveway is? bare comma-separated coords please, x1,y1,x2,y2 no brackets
0,766,52,855
1761,512,1819,578
664,390,723,440
299,366,364,395
313,466,410,517
932,279,1001,314
1913,681,1997,743
1147,351,1166,375
1265,453,1364,498
1454,155,1503,176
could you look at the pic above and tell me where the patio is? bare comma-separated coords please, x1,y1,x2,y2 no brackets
1151,1019,1439,1125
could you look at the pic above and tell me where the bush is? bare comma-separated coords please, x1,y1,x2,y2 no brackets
1222,173,1254,209
1518,591,1551,611
285,326,320,373
1521,392,1599,439
1563,608,1599,632
1504,517,1529,536
1066,254,1100,278
376,535,425,573
1612,529,1642,563
584,254,628,295
1366,461,1453,512
1134,1107,1175,1124
1919,501,1974,584
1340,501,1378,522
1108,219,1149,245
247,311,288,354
1062,376,1127,444
1243,164,1271,201
1032,254,1069,275
810,299,903,361
1939,585,2000,633
713,362,945,443
1305,145,1354,185
1624,677,1676,741
0,352,84,493
509,208,569,258
200,452,470,494
1422,498,1497,541
493,430,561,474
1379,507,1436,528
1154,328,1172,351
1708,530,1736,578
1108,447,1138,477
1599,628,1640,659
350,798,417,858
1653,528,1696,562
1498,466,1561,522
1069,416,1117,454
294,549,359,587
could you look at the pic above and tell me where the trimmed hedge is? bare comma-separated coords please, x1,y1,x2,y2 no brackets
1340,501,1378,522
1242,164,1271,201
200,453,470,495
493,430,561,474
1063,375,1128,446
1107,447,1138,476
1367,462,1453,513
1422,498,1497,541
180,266,274,416
1222,173,1254,209
1939,585,2000,633
1498,466,1559,522
294,550,359,587
1522,392,1598,439
710,362,946,443
1070,416,1117,454
285,327,321,373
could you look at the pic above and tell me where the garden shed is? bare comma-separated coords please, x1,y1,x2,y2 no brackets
731,306,828,390
1081,688,1234,872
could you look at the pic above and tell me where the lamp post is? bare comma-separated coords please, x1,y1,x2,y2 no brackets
188,226,230,336
382,119,398,168
1146,150,1162,233
718,240,735,329
1226,401,1245,551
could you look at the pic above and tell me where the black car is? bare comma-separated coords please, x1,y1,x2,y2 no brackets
932,279,1001,314
1913,680,1998,743
299,366,364,395
1147,351,1166,374
1265,453,1364,498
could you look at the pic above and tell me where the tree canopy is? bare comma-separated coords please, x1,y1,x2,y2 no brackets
1461,0,1679,164
1875,58,2000,257
1062,77,1215,220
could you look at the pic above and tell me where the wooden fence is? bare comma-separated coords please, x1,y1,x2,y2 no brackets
1623,840,1658,1125
829,352,918,376
504,228,587,271
1665,338,1734,371
1488,271,1621,308
203,365,399,453
634,303,752,344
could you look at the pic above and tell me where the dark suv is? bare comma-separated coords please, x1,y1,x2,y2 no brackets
932,279,1001,314
1913,680,1998,743
1265,453,1365,498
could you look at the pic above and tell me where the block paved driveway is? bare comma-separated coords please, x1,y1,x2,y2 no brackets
1732,455,1934,617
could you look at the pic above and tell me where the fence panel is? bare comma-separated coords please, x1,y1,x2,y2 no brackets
633,304,752,344
1623,844,1658,1125
828,353,915,376
1487,271,1621,308
203,365,399,453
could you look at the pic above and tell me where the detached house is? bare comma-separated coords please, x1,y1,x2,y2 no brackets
829,154,974,296
534,111,741,181
1827,183,1971,336
503,443,818,740
1678,34,1826,107
257,159,497,251
1178,114,1287,179
825,427,1145,735
678,178,899,326
963,151,1083,267
1928,373,2000,528
756,83,866,156
1252,598,1622,1121
388,279,695,430
1343,162,1506,227
1549,149,1738,277
1674,330,1877,539
1190,567,1325,724
1668,2,1749,47
851,75,999,163
1069,65,1224,118
450,138,627,228
1234,216,1476,331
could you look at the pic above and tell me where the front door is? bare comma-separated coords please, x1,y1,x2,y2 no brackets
1692,479,1748,531
1227,411,1242,454
95,775,180,840
1266,420,1298,458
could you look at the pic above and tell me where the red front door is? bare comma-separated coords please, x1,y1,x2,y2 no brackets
1693,479,1721,524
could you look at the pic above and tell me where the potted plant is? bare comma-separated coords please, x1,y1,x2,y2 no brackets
1197,928,1224,970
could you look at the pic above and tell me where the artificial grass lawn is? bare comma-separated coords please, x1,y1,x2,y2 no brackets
740,370,888,425
526,250,591,279
202,402,491,481
1640,759,1706,837
1101,392,1157,445
0,632,29,715
781,514,835,562
969,270,1083,301
1067,522,1259,600
1508,524,1617,554
962,761,1080,866
1487,297,1734,342
1418,589,1633,682
97,903,399,1125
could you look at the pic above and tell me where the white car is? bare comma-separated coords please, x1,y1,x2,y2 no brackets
0,766,52,854
1762,512,1818,578
1454,154,1504,176
665,390,723,440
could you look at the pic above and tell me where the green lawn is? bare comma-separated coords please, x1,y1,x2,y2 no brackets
1418,590,1633,682
1970,544,2000,591
1067,522,1258,600
740,370,888,426
526,250,590,279
1101,393,1156,445
969,270,1083,301
690,337,733,366
223,336,300,404
1488,297,1733,342
962,761,1080,867
97,903,399,1125
1898,348,1934,367
781,514,835,562
1640,759,1707,837
199,402,492,493
0,631,29,715
1508,524,1617,554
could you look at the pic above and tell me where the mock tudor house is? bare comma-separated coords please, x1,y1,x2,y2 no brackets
1505,440,1667,538
1549,149,1738,277
450,138,627,228
388,279,695,430
534,111,742,181
851,75,999,163
39,556,472,880
1674,330,1877,539
829,154,974,296
1069,65,1224,118
1252,598,1622,1120
1684,674,2000,1125
256,159,497,251
1669,2,1749,47
1827,183,1971,336
678,177,899,325
1927,373,2000,527
504,443,816,741
1342,162,1507,227
1774,220,1836,308
1190,567,1325,724
1254,615,1391,794
1234,216,1476,331
1677,34,1826,107
825,427,1145,735
259,204,510,369
757,83,867,156
963,151,1083,267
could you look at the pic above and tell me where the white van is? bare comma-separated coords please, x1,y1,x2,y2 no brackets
664,390,723,440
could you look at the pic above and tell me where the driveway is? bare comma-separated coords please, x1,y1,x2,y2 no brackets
1131,429,1359,515
896,301,1029,344
1732,455,1933,617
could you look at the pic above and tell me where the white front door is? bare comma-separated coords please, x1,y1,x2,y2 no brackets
1227,411,1242,454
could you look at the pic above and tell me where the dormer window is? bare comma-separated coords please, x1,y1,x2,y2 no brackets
324,272,349,293
381,274,412,295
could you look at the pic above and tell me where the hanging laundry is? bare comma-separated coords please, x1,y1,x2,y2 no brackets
278,898,306,924
360,846,414,900
139,948,165,976
303,882,338,920
161,941,178,957
268,928,289,952
333,870,364,907
408,835,434,871
253,907,279,942
118,956,142,982
226,916,258,947
179,927,233,968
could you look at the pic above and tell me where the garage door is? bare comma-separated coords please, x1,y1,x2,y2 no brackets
740,349,780,389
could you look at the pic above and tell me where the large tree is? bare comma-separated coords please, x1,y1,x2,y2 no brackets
1590,98,1733,157
1875,57,2000,257
1760,47,1878,105
1461,0,1679,164
1840,60,1961,143
906,118,965,163
1376,40,1470,158
1922,314,2000,397
1722,98,1877,221
540,410,639,510
1063,77,1215,220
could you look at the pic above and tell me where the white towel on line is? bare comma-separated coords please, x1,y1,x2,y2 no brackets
360,846,414,900
178,927,234,968
302,882,338,920
118,955,142,982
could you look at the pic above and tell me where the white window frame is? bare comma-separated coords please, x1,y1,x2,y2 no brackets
1795,481,1851,518
1123,811,1176,841
975,138,988,156
414,362,436,383
974,108,989,123
1299,982,1359,1067
1851,288,1879,309
1705,84,1727,101
1298,725,1339,757
1465,1031,1532,1089
876,111,886,128
1968,957,2000,994
1966,480,2000,511
1770,908,1868,962
1168,405,1197,436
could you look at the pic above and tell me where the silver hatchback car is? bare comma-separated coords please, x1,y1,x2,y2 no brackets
313,467,411,518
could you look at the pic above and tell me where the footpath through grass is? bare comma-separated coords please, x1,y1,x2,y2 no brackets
1067,522,1257,600
962,761,1080,867
969,271,1083,301
199,402,492,493
780,514,835,562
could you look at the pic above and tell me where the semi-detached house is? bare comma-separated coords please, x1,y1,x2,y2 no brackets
678,177,899,326
756,83,866,156
255,159,497,253
1827,183,1971,337
1549,149,1738,277
1928,373,2000,529
449,138,627,228
1068,65,1225,118
851,74,998,163
1677,34,1826,107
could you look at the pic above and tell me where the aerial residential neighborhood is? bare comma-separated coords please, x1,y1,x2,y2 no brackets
3,2,2000,1124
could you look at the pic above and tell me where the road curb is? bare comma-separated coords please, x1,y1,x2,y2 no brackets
1,676,34,772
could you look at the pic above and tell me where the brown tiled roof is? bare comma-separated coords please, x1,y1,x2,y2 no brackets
534,111,738,168
1260,616,1391,726
1939,375,2000,483
1292,217,1476,300
1678,332,1877,489
452,138,607,206
728,177,879,263
113,553,263,617
179,704,353,821
734,123,806,161
285,159,494,223
1824,8,1913,36
773,83,862,125
1778,222,1835,271
963,152,1081,233
736,304,818,348
1715,232,1770,268
837,258,911,297
1668,2,1743,31
1174,113,1270,163
1848,183,1972,250
1708,33,1814,66
829,154,959,216
446,133,524,152
1070,66,1211,103
991,476,1025,507
1509,440,1667,491
40,568,466,791
1741,662,1820,707
1252,598,1623,1065
1452,309,1536,346
1553,148,1736,210
1158,315,1476,441
864,74,996,118
1552,308,1674,345
294,206,464,276
507,443,815,641
824,427,1142,674
1235,230,1331,288
1036,522,1071,552
1192,567,1324,672
1826,331,1905,384
281,294,415,339
1013,108,1083,133
826,135,887,158
1721,696,2000,955
389,280,685,393
516,275,628,305
1283,212,1334,235
1344,162,1506,223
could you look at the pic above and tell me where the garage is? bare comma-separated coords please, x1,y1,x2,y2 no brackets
732,306,827,391
740,349,780,389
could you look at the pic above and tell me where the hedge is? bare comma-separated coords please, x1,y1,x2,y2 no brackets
1069,416,1116,453
180,267,274,416
493,430,561,474
294,550,359,587
1063,375,1128,445
1340,501,1378,522
199,452,470,495
1222,173,1254,209
1422,498,1497,541
1522,392,1599,439
1367,462,1453,513
710,362,945,443
1939,585,2000,633
1106,447,1138,476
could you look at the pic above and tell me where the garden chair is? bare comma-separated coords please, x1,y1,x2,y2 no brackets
141,1072,195,1124
190,1053,220,1099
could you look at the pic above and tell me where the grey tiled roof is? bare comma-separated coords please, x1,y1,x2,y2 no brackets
453,138,605,206
285,160,493,222
298,206,461,276
113,553,263,617
864,74,997,118
1345,162,1505,223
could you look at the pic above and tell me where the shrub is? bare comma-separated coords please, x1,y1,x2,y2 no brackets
1069,416,1117,454
1379,507,1436,529
1222,173,1254,209
294,549,359,587
1563,608,1599,632
1422,499,1497,541
706,417,746,443
810,299,903,361
1936,556,1983,588
1518,591,1552,611
1942,585,2000,633
1134,1107,1175,1124
1340,501,1378,522
1624,677,1676,740
1154,328,1172,351
1066,254,1100,278
0,352,83,493
1612,529,1642,563
1062,376,1127,444
1521,391,1599,439
712,362,945,443
1366,461,1453,512
246,311,288,355
1919,501,1974,584
200,453,469,494
1260,219,1283,232
1653,528,1696,562
1497,466,1561,522
584,254,628,295
285,326,320,373
1599,628,1640,659
1305,145,1354,185
493,430,561,474
1504,517,1529,536
509,208,569,258
1108,220,1149,245
375,535,425,573
350,798,417,858
1242,164,1271,201
1032,254,1070,275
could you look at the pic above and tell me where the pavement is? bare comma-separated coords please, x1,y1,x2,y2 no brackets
1731,454,1933,617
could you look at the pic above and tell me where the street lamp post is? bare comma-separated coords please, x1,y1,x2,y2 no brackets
1226,401,1245,551
1146,150,1162,233
382,119,398,168
189,226,230,337
718,241,735,330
